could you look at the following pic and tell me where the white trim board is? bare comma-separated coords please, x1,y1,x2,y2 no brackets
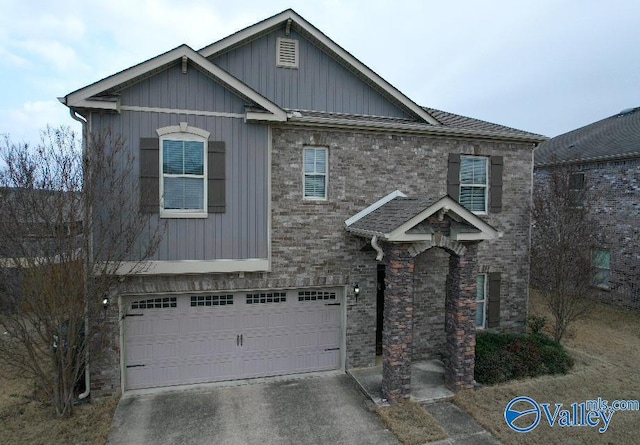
345,190,406,227
112,259,270,275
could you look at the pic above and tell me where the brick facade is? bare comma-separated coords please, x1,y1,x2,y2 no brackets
92,126,533,397
535,158,640,308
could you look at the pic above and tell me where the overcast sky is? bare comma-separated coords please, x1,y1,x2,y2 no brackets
1,0,639,144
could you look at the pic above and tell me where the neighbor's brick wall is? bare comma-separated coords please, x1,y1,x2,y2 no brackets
535,159,640,308
97,126,534,395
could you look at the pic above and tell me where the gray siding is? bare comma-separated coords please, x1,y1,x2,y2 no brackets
91,110,269,261
211,28,412,118
120,63,247,114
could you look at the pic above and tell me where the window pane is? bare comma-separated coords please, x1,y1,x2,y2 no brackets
163,177,183,209
184,141,204,175
304,175,326,198
304,148,327,174
304,149,316,173
183,177,204,209
460,157,487,184
315,149,326,173
163,140,184,174
592,249,610,268
476,302,485,327
460,186,486,212
476,275,486,301
163,177,204,210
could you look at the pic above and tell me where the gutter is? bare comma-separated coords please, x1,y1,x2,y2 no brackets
68,108,91,401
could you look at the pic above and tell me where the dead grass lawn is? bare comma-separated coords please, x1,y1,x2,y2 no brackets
454,291,640,444
0,362,118,445
377,399,448,445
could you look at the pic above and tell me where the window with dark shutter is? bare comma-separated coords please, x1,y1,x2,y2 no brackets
447,153,461,200
138,134,226,215
487,272,501,328
489,156,503,213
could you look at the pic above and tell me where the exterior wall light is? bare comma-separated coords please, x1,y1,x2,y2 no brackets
353,284,360,302
102,296,110,310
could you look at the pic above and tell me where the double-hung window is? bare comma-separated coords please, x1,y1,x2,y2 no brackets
592,248,611,289
460,156,488,213
303,147,327,200
160,134,207,217
476,274,487,328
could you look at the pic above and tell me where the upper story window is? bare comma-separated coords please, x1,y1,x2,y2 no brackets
460,156,488,213
157,124,209,218
303,147,327,200
568,172,585,207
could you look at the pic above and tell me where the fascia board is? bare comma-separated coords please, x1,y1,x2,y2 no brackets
387,196,499,241
65,45,287,121
199,9,439,125
344,190,407,227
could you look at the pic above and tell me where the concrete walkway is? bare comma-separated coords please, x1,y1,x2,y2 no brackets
423,401,501,445
348,360,501,444
349,359,454,404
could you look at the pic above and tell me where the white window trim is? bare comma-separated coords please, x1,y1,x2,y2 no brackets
157,123,210,219
460,156,489,215
303,146,328,201
476,273,487,329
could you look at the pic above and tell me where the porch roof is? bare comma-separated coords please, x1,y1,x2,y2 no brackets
345,193,500,242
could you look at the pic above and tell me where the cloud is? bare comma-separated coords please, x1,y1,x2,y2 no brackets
0,101,80,145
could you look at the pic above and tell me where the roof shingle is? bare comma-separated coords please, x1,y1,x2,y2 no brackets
535,107,640,165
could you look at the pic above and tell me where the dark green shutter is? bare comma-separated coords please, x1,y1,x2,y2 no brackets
447,153,461,200
140,138,159,213
489,156,503,213
487,272,501,328
207,141,226,213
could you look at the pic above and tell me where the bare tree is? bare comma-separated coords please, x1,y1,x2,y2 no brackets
531,166,597,342
0,126,163,417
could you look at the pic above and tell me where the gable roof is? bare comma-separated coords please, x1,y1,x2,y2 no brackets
346,194,500,242
199,9,440,126
61,45,287,122
535,107,640,166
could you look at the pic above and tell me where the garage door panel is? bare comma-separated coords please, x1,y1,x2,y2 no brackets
124,288,343,390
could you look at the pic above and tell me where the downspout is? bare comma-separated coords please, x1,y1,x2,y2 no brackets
69,107,91,400
371,235,384,261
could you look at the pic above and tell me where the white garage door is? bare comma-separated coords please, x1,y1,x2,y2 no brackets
123,288,343,390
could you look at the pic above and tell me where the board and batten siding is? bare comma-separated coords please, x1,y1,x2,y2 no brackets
90,110,269,262
119,63,248,114
210,28,412,119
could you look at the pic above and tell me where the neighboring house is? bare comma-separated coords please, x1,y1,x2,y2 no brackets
60,9,544,401
0,187,83,313
535,107,640,309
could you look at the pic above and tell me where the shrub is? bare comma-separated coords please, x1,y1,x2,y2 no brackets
475,331,573,385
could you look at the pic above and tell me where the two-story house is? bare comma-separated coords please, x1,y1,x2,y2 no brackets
60,9,544,402
535,107,640,309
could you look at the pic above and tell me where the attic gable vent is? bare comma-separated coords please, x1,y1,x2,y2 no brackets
276,37,298,68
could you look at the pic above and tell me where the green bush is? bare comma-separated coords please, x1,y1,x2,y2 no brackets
475,331,573,385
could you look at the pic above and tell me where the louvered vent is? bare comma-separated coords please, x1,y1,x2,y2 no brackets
277,38,298,68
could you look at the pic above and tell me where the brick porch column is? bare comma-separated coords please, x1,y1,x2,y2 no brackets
445,243,478,392
382,246,414,403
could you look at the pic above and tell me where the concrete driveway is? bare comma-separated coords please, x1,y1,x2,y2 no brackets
108,373,399,445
